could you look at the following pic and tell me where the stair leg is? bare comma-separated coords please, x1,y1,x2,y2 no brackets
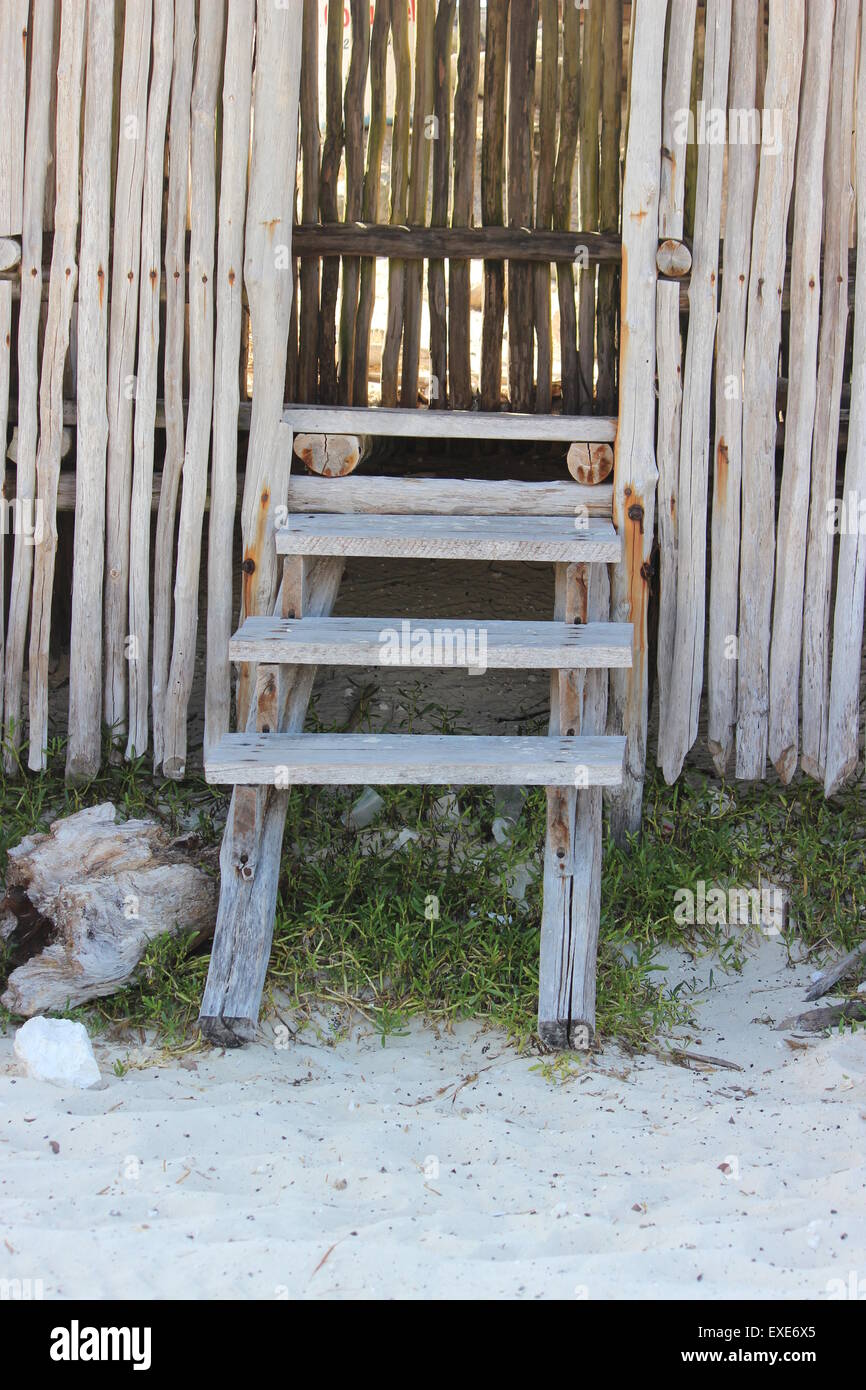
538,562,610,1048
199,556,343,1045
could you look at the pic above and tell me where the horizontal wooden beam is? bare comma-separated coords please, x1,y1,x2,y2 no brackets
282,403,617,442
291,222,623,263
276,513,622,563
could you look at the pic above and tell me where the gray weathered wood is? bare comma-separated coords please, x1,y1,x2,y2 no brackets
281,403,616,441
275,513,621,563
448,0,481,410
292,433,372,477
400,0,434,407
380,0,411,406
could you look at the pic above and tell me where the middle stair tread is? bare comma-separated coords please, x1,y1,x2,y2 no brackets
229,615,634,669
275,512,621,562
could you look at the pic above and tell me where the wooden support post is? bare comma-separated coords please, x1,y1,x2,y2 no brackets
539,561,610,1048
607,0,667,845
199,556,344,1046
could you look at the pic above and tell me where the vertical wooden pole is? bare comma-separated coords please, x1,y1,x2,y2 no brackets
507,0,538,413
338,0,371,404
596,0,622,416
735,0,803,780
400,0,435,408
447,0,481,410
204,0,255,762
318,0,344,406
152,0,194,770
707,0,759,776
354,0,391,405
104,0,153,750
800,0,858,782
577,0,602,411
3,0,54,771
553,0,580,415
298,0,321,405
606,0,667,845
127,0,174,762
428,0,456,409
768,1,833,783
380,0,412,407
533,0,558,416
480,0,509,411
28,0,87,771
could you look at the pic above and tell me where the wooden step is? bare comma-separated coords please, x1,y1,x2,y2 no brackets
275,513,621,563
205,733,626,787
282,403,616,442
229,615,633,670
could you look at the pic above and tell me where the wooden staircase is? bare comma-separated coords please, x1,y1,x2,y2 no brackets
202,409,631,1049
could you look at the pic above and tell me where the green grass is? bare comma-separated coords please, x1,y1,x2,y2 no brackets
0,726,864,1050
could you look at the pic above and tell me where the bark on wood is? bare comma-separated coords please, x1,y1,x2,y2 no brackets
27,0,86,772
480,0,510,410
736,0,803,780
317,0,344,405
0,804,218,1017
4,0,54,771
577,0,602,411
768,2,833,783
659,0,730,785
539,561,610,1047
338,0,371,404
553,0,580,414
199,558,344,1046
707,0,759,775
353,0,390,405
427,0,456,408
127,0,174,762
606,0,667,845
507,0,538,413
161,0,225,778
400,0,434,407
152,0,194,769
235,1,304,729
298,0,320,404
596,0,623,416
448,0,481,410
533,0,558,415
204,0,255,762
103,0,153,748
800,0,858,782
655,0,696,764
824,10,866,798
66,0,115,783
380,0,411,406
293,433,372,476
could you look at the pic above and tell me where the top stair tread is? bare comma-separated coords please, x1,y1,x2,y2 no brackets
276,513,621,562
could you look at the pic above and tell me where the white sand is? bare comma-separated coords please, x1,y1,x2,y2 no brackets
1,933,864,1301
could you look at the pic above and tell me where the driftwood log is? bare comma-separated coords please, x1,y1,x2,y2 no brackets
1,804,218,1017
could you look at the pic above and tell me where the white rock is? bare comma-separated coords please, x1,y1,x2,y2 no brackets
14,1017,101,1089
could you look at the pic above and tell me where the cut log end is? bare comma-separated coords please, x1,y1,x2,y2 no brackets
293,433,372,477
656,237,692,277
567,441,614,485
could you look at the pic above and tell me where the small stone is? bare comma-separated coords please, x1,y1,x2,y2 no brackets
14,1017,100,1090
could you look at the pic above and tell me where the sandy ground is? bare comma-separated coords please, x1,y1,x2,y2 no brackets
1,933,864,1302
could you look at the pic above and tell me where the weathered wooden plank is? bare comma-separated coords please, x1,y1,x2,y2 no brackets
298,0,320,404
234,0,304,731
659,0,730,784
353,0,390,405
103,0,153,747
606,0,667,844
161,0,225,778
655,0,696,764
66,0,115,783
3,0,54,771
127,0,174,762
427,0,456,408
317,0,344,404
276,512,622,562
199,556,345,1046
281,403,616,440
480,0,509,410
707,0,760,775
204,0,255,762
337,0,371,403
577,0,602,411
534,0,559,415
553,0,581,414
596,0,623,416
229,615,633,669
205,732,627,788
800,0,858,782
27,0,86,771
400,0,434,407
767,1,833,783
152,0,194,769
539,561,610,1047
736,0,803,780
507,0,538,412
824,10,866,798
380,0,411,406
448,0,481,410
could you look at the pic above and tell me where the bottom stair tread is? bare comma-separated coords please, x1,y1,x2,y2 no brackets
205,733,626,787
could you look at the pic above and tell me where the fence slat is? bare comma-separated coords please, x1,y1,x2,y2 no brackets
507,0,538,413
298,0,320,404
448,0,480,410
380,0,412,406
578,0,601,411
480,0,509,411
596,0,622,416
735,0,803,780
337,0,371,404
427,0,456,408
317,0,344,405
534,0,558,415
354,0,390,405
400,0,434,407
768,1,833,783
553,0,580,414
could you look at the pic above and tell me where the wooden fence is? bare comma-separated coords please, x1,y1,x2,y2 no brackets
0,0,863,842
